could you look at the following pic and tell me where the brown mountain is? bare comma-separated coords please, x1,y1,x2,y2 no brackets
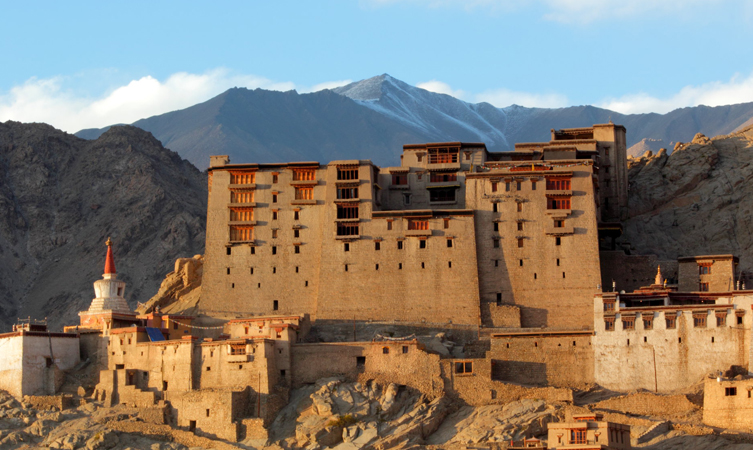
0,122,207,331
623,126,753,278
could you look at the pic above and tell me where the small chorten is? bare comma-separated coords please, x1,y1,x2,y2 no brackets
79,238,136,330
655,265,664,286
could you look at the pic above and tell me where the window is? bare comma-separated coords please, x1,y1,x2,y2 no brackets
554,220,563,228
375,264,379,270
505,182,511,192
387,220,393,230
492,203,498,212
272,229,278,239
546,178,571,190
643,316,653,330
496,293,502,305
699,282,710,291
375,241,381,251
666,314,677,329
603,300,614,312
547,198,571,210
517,222,523,231
337,167,359,180
408,220,429,230
292,169,316,181
494,259,499,267
295,186,313,200
337,203,359,219
294,210,300,221
337,186,359,200
699,264,712,274
337,222,359,236
447,239,453,248
516,181,521,191
402,346,409,354
294,229,300,238
717,314,726,327
250,246,255,255
419,240,427,249
605,318,615,331
403,193,411,205
555,237,561,246
230,190,254,203
454,361,473,374
430,188,456,202
382,347,389,354
397,241,403,250
344,264,348,272
272,174,278,183
356,356,366,366
443,218,450,229
272,194,278,203
272,246,277,255
294,245,300,254
517,202,523,212
570,430,587,445
493,223,499,232
230,344,246,355
430,172,457,183
272,210,278,220
493,239,500,248
519,259,523,267
693,313,707,328
517,238,524,248
230,172,255,184
491,182,498,192
622,316,635,330
428,147,459,164
392,174,408,185
230,226,253,242
273,300,278,311
230,208,254,221
726,387,738,396
344,243,350,252
531,180,537,190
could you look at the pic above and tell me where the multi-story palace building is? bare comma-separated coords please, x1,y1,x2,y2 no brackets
201,123,628,330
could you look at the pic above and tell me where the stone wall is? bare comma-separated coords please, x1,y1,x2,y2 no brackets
487,333,595,388
594,392,698,417
165,389,248,441
0,334,23,398
678,256,737,292
480,304,521,328
703,376,753,431
24,394,75,410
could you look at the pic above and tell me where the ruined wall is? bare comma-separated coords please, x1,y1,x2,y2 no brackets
291,341,443,397
594,295,753,392
487,334,595,388
466,165,601,330
24,394,75,410
165,389,245,441
594,392,698,417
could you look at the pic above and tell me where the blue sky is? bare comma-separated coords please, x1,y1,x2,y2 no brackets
1,0,753,132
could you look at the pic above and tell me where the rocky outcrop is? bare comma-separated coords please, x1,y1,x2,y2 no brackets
624,126,753,277
0,122,207,331
136,255,203,316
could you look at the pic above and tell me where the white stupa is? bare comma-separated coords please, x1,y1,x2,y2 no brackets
84,237,132,315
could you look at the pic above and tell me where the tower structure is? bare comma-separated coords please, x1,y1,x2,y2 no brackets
78,238,139,333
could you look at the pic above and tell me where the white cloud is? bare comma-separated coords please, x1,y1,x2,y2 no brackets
364,0,728,23
304,80,353,92
476,88,569,108
416,80,467,99
599,72,753,114
0,69,351,133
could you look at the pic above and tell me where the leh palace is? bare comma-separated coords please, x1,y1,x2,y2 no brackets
4,122,753,448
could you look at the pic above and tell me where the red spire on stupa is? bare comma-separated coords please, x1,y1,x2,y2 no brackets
104,237,116,274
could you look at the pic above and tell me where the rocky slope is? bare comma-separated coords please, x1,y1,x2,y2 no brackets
0,122,207,331
623,126,753,277
77,74,753,169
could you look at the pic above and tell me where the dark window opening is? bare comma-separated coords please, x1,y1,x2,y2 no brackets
447,239,453,248
419,240,427,249
430,188,456,202
356,356,366,366
273,300,279,311
375,241,380,251
226,247,231,256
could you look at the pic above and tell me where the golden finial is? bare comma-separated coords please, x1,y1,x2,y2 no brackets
106,237,112,247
